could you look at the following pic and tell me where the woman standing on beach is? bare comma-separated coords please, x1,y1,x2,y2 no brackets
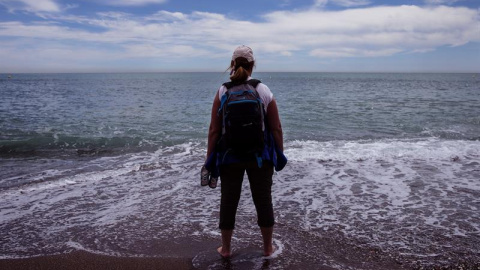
205,45,285,257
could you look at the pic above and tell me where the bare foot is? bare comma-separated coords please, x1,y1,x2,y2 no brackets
217,246,231,258
263,245,276,257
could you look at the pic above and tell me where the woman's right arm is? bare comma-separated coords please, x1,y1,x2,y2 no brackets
206,91,222,160
266,99,283,151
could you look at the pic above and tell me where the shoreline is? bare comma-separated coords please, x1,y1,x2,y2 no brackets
1,250,478,270
0,250,193,270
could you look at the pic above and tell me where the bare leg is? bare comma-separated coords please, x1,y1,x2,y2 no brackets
217,229,233,258
260,226,274,256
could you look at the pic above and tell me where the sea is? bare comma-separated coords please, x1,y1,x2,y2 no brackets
1,72,479,269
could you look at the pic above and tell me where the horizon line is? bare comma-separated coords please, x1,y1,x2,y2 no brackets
1,70,479,75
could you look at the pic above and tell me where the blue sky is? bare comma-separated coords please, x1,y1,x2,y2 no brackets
0,0,479,72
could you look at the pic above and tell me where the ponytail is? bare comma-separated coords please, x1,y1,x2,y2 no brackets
229,57,254,84
230,66,250,82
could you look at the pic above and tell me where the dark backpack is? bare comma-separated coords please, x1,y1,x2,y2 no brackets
218,79,265,155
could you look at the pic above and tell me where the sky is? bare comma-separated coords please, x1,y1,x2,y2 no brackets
0,0,479,73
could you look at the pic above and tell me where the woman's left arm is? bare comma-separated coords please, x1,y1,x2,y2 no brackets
266,99,284,152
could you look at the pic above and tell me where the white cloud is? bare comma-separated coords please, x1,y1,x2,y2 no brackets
314,0,329,8
147,11,187,21
124,44,211,58
0,4,478,72
21,0,59,12
314,0,371,8
0,39,123,72
331,0,371,7
0,0,167,14
310,47,402,57
0,0,60,13
94,0,167,6
424,0,461,5
263,5,479,55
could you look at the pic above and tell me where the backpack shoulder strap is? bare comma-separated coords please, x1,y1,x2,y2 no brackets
222,79,262,90
247,79,261,88
222,81,234,89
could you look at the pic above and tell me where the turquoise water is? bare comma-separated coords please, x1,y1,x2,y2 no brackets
1,73,479,269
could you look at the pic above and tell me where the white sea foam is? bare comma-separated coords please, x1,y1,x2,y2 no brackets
0,138,479,259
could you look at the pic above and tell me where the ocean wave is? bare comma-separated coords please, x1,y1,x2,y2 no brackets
285,137,480,163
0,139,479,265
0,133,159,157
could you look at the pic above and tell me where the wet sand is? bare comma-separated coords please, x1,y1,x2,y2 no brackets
0,250,192,270
0,247,478,270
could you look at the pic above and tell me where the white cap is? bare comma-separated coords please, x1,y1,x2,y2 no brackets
232,45,255,62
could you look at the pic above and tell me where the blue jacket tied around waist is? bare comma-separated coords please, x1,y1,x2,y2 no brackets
205,122,287,178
